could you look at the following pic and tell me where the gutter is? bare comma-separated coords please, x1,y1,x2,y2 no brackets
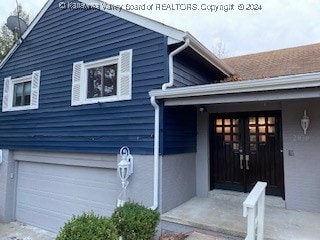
162,33,234,91
150,96,160,210
151,72,320,99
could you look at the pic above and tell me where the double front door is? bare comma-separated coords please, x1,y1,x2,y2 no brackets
210,112,284,198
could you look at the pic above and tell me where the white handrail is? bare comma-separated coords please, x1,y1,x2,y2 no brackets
243,181,267,240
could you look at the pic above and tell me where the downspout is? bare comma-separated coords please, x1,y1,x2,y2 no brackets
162,37,190,90
150,96,159,210
150,37,190,210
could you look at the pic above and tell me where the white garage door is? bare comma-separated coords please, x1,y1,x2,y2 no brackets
16,161,119,233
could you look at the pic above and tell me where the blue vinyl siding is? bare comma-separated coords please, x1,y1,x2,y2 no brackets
173,54,212,87
0,0,169,154
162,106,197,154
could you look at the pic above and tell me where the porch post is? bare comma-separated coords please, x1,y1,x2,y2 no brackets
196,110,210,197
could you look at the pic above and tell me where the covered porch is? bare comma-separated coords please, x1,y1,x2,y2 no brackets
161,190,320,240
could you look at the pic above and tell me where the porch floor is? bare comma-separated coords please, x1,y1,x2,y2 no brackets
161,190,320,240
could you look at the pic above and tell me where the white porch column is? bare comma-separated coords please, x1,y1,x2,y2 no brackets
196,111,210,197
0,150,16,223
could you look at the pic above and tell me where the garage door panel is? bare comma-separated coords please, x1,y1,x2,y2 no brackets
16,161,120,233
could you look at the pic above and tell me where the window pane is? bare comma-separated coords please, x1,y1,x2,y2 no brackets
225,127,231,133
103,64,117,96
232,119,239,125
13,83,23,106
233,127,239,133
250,143,257,151
87,67,102,98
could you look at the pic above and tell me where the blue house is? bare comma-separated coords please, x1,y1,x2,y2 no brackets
1,0,320,235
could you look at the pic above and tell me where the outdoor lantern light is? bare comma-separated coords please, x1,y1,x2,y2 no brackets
301,110,310,135
117,146,134,207
117,146,133,188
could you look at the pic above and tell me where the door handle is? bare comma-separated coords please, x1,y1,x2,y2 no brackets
240,154,244,170
245,155,250,170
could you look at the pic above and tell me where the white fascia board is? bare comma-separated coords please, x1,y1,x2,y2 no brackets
149,72,320,99
79,0,185,42
0,0,55,69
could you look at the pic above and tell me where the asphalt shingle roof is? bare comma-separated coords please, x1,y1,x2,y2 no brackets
223,43,320,81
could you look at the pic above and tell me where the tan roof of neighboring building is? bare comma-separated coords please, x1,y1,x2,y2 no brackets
223,43,320,81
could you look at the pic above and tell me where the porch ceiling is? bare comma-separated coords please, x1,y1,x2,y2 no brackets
150,72,320,106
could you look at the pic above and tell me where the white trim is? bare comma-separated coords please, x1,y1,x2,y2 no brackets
2,71,41,112
71,50,132,106
150,72,320,100
0,0,55,69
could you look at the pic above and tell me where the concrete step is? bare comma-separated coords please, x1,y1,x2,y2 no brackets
186,232,229,240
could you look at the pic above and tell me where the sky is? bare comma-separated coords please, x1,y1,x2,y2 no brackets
0,0,319,57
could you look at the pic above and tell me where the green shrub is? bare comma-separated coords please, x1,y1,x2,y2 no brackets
112,202,160,240
56,211,118,240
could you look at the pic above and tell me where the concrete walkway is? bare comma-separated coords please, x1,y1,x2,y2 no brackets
0,222,56,240
162,190,320,240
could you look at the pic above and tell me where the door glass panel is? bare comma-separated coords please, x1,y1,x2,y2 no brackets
216,119,223,125
258,117,266,125
233,127,238,133
268,126,275,133
233,135,239,141
233,143,239,150
225,127,231,133
224,135,231,141
258,126,266,133
249,117,256,125
216,127,222,133
259,135,266,142
233,119,239,125
224,119,231,125
250,135,256,142
268,117,275,124
249,126,256,133
250,143,257,151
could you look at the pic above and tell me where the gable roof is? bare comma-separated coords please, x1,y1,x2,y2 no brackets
223,43,320,81
0,0,233,76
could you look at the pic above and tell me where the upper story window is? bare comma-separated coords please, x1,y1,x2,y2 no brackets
71,49,133,106
2,70,41,112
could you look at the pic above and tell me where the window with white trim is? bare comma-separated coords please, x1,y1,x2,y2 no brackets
71,49,133,106
2,70,41,112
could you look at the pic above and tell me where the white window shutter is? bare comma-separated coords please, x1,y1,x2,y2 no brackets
118,49,132,100
2,77,11,112
71,61,84,106
30,70,41,109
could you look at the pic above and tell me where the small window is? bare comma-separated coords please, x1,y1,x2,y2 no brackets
71,49,132,106
2,71,41,112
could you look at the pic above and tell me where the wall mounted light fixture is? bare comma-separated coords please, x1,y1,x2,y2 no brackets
117,146,134,207
301,110,310,135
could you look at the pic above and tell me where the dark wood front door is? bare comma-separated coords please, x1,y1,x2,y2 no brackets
210,112,284,198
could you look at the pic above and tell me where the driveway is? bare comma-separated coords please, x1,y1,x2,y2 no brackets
0,222,56,240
